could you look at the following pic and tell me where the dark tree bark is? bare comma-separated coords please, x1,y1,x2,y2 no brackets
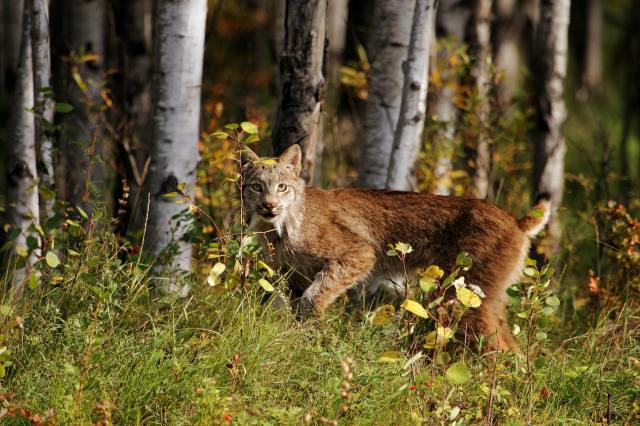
532,0,571,251
582,0,602,92
1,0,24,96
51,0,107,211
272,0,327,185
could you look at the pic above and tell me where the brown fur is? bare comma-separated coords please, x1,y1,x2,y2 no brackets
241,145,550,352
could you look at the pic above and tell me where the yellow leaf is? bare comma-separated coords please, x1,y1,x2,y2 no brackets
421,265,444,280
211,262,226,276
371,304,395,326
258,278,274,292
16,245,28,257
423,326,454,349
257,260,274,277
378,350,402,363
456,287,481,308
401,299,429,318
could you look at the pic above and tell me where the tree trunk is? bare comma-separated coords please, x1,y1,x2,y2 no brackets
146,0,207,291
582,0,602,92
8,0,40,267
31,0,55,221
357,0,415,189
432,0,471,195
111,0,153,232
1,0,24,95
386,0,437,191
272,0,327,185
532,0,571,251
52,0,107,211
468,0,492,199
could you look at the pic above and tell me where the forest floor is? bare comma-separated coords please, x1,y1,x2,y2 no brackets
1,228,639,425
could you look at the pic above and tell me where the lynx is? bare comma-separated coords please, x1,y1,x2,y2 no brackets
241,144,550,352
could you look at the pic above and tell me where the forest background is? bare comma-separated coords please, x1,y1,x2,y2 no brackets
0,0,639,424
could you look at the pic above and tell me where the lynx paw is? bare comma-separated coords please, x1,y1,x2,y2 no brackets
292,296,315,321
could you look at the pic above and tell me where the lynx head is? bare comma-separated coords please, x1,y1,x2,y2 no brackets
240,144,304,233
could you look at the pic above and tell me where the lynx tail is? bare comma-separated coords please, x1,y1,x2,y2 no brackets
517,194,551,237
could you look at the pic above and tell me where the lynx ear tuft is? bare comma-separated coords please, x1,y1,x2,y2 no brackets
278,144,302,176
239,145,260,165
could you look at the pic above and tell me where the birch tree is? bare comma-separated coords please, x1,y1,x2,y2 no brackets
432,0,471,195
468,0,492,199
146,0,207,291
31,0,55,220
532,0,571,249
272,0,327,185
386,0,437,191
8,0,40,266
357,0,415,189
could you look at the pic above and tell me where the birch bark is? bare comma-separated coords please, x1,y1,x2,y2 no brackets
357,0,414,189
386,0,437,191
532,0,571,250
146,0,207,291
432,0,471,195
31,0,55,220
8,1,40,266
272,0,327,185
468,0,492,199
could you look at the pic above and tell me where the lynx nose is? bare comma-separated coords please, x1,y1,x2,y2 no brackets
262,201,277,211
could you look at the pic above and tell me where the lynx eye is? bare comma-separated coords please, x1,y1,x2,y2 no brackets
250,184,262,192
278,184,288,192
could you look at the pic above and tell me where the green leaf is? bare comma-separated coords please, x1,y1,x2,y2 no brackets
211,131,229,140
258,278,274,292
506,285,520,297
534,357,546,369
455,251,473,270
400,299,429,318
162,192,179,198
419,278,438,293
531,209,544,218
378,350,402,363
76,205,89,219
244,133,260,144
523,267,538,277
55,102,74,113
0,305,12,316
45,251,60,268
224,123,239,130
445,362,471,385
535,331,547,340
240,121,258,134
28,271,38,289
16,245,28,257
545,295,560,307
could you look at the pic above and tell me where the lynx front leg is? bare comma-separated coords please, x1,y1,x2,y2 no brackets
300,249,376,318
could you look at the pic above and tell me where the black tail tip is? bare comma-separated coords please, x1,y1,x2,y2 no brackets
534,192,551,203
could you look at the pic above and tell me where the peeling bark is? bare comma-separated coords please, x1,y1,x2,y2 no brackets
272,0,327,185
386,0,437,191
146,0,207,291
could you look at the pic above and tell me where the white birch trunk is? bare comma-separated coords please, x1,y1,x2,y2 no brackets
31,0,55,220
8,0,40,267
469,0,492,199
272,0,327,185
432,0,471,195
147,0,207,292
533,0,571,250
357,0,414,189
386,0,437,191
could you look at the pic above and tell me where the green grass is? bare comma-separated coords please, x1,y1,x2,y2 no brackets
1,231,639,425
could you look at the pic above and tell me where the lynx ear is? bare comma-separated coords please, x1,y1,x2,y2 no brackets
278,144,302,176
239,145,260,165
